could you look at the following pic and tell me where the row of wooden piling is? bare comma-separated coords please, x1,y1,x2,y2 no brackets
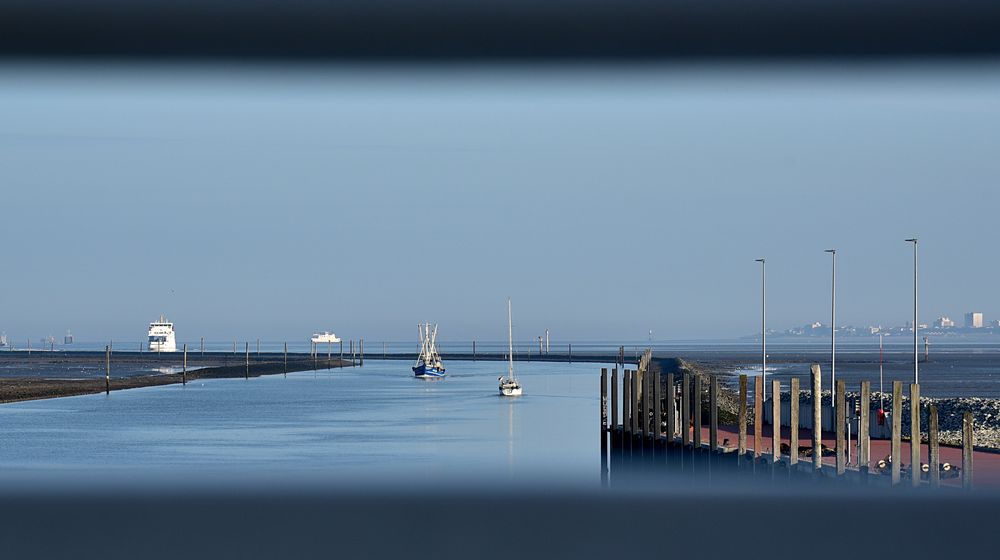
599,365,975,489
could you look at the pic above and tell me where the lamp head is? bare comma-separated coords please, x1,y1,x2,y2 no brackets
905,238,918,243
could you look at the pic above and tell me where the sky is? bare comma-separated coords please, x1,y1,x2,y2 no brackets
1,61,998,343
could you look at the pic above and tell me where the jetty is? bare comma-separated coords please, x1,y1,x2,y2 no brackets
599,358,1000,490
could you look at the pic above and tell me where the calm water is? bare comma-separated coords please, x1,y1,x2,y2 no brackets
0,360,608,488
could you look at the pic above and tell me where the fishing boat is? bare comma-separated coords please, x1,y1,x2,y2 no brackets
413,323,446,378
147,315,177,352
499,299,523,396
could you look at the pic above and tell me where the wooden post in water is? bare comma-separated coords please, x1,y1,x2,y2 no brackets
738,374,748,461
654,371,663,452
772,379,781,463
200,337,204,356
644,369,653,453
245,342,249,380
182,343,187,385
472,340,476,361
600,368,608,486
891,380,903,485
327,341,332,369
693,374,702,450
928,405,940,488
753,376,763,459
256,338,260,357
360,338,364,367
962,411,974,490
910,383,921,487
709,375,718,453
811,364,822,471
105,344,110,395
790,378,799,466
681,374,691,448
284,342,288,377
233,341,236,355
633,370,641,457
859,380,870,476
665,374,675,444
836,379,846,476
568,343,572,363
340,340,344,367
611,368,619,469
623,370,632,461
638,370,646,457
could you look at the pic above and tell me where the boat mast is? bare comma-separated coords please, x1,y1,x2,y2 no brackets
508,298,514,381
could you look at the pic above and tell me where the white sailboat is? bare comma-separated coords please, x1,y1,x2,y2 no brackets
499,299,523,396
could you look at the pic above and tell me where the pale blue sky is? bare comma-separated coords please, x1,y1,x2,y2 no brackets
1,62,998,342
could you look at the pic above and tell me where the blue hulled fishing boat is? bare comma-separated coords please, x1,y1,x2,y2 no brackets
413,322,446,378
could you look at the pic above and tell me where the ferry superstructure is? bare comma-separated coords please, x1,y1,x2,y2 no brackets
148,315,177,352
311,332,341,344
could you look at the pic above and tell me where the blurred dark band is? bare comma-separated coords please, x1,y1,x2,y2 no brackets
3,0,1000,60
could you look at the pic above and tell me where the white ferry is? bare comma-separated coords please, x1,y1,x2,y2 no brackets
311,332,341,344
148,315,177,352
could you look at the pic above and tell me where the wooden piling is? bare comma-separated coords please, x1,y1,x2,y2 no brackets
790,377,799,466
104,344,110,395
666,373,675,443
182,343,187,385
652,372,663,446
284,342,288,377
962,411,974,490
611,368,619,441
681,373,691,447
568,343,572,363
633,370,641,456
361,338,364,366
641,369,649,455
859,380,870,474
256,338,260,357
693,374,702,449
891,380,903,485
709,375,718,453
753,375,763,458
811,364,822,470
928,405,940,488
623,369,632,458
836,379,846,476
910,383,921,487
200,336,204,356
772,379,781,462
600,368,608,486
340,340,344,367
245,342,249,380
738,374,748,460
473,340,476,361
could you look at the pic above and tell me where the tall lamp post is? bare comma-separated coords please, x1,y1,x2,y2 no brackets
825,249,837,388
905,238,919,384
755,258,766,401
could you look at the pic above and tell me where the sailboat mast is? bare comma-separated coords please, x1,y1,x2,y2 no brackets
508,299,514,380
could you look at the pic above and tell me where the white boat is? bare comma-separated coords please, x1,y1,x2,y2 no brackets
499,299,523,397
0,332,7,347
413,323,446,378
311,332,341,344
148,315,177,352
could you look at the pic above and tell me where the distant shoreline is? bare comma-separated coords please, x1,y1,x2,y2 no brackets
0,352,353,404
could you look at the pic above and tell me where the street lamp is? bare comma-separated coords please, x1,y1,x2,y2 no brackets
905,238,918,384
825,249,836,388
755,258,766,401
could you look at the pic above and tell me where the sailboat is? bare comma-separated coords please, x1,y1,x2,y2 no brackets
413,322,446,378
499,299,523,396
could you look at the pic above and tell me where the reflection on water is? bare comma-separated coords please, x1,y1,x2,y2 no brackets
0,360,608,489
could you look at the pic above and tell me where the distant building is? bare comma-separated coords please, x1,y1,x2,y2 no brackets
965,312,984,329
934,317,955,329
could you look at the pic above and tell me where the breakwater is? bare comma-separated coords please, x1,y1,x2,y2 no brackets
599,363,997,489
0,350,353,403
